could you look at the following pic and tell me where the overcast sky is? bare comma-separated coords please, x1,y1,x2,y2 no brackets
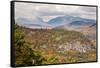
15,2,96,22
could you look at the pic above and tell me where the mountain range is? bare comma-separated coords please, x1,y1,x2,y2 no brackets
48,15,95,27
16,15,96,29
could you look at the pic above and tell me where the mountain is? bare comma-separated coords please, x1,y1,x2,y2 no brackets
47,15,76,27
16,17,52,29
47,15,96,27
16,15,96,29
21,26,95,53
69,20,95,26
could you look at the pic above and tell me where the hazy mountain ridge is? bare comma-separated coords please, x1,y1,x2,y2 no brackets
69,20,95,26
16,15,96,29
47,15,96,27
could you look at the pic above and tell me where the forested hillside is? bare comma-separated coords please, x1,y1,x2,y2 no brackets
14,24,96,66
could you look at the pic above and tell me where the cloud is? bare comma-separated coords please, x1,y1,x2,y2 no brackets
79,6,96,13
75,6,96,19
15,2,97,22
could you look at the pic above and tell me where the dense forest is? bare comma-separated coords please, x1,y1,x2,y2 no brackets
14,23,96,66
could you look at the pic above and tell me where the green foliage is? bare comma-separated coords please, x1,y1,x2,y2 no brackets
14,24,45,66
15,24,33,66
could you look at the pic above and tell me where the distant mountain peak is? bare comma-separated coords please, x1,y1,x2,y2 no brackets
47,15,96,27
